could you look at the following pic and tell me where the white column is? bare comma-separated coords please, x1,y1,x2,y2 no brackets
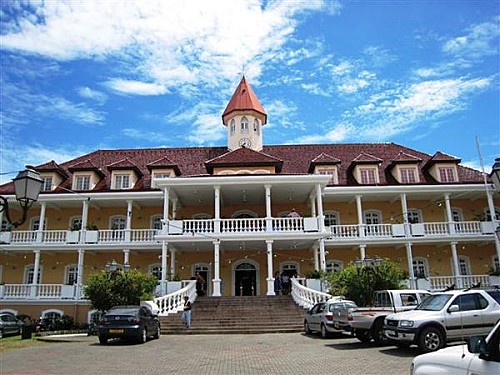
36,202,46,243
125,200,132,242
400,193,410,236
212,240,221,297
169,247,176,281
356,195,365,237
315,184,325,232
319,239,326,271
265,185,272,232
172,199,178,219
266,240,275,295
161,242,168,295
313,244,319,270
214,186,221,233
30,250,41,297
450,242,461,288
359,244,366,261
310,195,317,217
444,194,455,235
405,242,415,289
76,249,85,299
80,199,89,243
163,187,170,222
123,249,130,266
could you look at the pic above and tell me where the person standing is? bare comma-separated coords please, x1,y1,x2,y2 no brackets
181,296,192,328
274,271,282,295
195,272,205,296
282,273,290,295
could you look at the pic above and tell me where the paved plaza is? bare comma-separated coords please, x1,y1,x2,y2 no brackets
1,333,418,375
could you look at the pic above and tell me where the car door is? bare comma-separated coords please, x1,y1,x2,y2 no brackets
445,294,485,339
308,303,325,331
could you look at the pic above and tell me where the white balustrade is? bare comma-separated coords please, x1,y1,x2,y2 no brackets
130,229,159,242
424,222,449,235
364,224,392,237
98,230,125,242
290,278,331,309
429,274,491,291
328,224,359,239
42,230,67,243
154,280,197,316
221,218,266,233
184,219,214,234
37,284,63,299
10,231,37,243
272,217,303,232
3,284,31,298
454,221,481,235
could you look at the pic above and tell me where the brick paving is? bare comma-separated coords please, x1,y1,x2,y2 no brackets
1,333,418,375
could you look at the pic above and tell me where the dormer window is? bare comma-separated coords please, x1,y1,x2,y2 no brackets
113,174,131,190
359,167,378,184
241,117,249,133
315,167,338,185
439,167,456,182
74,175,91,190
400,168,417,184
41,176,53,191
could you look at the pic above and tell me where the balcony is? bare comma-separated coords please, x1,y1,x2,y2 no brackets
0,219,495,247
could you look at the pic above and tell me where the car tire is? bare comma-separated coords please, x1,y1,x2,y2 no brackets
371,319,388,345
98,335,108,345
355,329,372,343
304,321,312,335
137,327,147,344
0,329,3,339
418,326,444,353
153,323,160,339
320,324,329,339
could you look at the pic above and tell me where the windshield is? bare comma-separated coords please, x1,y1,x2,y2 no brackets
415,294,452,311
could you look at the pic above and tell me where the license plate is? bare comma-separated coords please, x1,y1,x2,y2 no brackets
385,330,396,337
334,323,340,330
109,329,124,334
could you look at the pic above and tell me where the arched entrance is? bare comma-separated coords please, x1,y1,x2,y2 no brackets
233,261,258,296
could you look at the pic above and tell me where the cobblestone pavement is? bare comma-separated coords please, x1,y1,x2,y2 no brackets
1,333,418,375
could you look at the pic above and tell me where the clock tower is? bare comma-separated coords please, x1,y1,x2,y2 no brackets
222,76,267,151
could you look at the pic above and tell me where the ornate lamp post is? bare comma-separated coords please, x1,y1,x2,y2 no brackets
0,168,43,230
490,158,500,273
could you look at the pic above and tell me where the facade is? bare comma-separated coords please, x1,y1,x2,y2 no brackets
0,76,499,324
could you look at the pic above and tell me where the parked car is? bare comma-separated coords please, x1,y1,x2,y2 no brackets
0,313,23,338
384,289,500,353
410,320,500,375
304,298,357,338
97,305,161,344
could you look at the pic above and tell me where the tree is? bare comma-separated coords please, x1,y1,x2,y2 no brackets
83,270,158,312
325,259,405,306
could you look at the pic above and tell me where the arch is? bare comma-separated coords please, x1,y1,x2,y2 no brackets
193,213,212,219
40,309,63,320
110,215,126,230
253,118,260,135
281,261,299,276
0,308,18,316
69,216,82,230
230,119,236,135
231,210,258,219
232,259,260,296
240,117,249,133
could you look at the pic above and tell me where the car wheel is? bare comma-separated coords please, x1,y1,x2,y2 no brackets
418,327,444,353
98,335,108,345
137,327,147,344
153,323,160,339
320,324,329,339
304,321,312,334
355,329,372,343
371,319,388,345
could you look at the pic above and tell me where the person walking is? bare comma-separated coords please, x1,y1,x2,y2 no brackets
181,296,192,328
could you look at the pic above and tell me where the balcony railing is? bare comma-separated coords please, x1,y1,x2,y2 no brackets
0,220,495,246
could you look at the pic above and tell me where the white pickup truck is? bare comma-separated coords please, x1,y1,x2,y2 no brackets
346,289,431,345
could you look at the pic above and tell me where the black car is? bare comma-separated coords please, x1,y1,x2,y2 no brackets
97,305,160,344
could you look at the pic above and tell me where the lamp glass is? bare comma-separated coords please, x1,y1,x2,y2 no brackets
13,169,43,208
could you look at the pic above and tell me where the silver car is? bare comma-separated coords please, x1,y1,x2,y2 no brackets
0,313,22,338
304,298,357,338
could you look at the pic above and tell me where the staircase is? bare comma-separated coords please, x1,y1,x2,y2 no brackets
159,295,306,335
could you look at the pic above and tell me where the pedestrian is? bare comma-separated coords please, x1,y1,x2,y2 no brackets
181,296,192,328
195,272,205,296
287,208,300,217
274,271,282,295
282,273,290,295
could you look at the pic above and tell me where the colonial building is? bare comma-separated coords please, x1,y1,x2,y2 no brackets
0,77,499,324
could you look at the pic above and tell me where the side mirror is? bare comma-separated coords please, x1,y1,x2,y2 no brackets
448,304,459,313
467,336,487,355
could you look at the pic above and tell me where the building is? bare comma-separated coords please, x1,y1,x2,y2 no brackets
0,76,499,324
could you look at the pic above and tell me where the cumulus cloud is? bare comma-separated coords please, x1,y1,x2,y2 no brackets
77,86,108,104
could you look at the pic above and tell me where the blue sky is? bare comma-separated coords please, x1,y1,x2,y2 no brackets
1,0,499,184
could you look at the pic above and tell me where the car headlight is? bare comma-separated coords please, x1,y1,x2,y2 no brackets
399,320,414,328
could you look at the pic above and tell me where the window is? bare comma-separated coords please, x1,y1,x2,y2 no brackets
359,168,377,184
111,216,126,230
316,168,337,185
241,117,249,133
65,265,78,285
485,208,500,221
364,211,380,225
230,119,235,135
42,177,53,191
25,265,42,284
451,209,462,222
151,216,163,230
31,218,47,231
253,119,260,135
149,264,162,280
324,212,339,227
412,258,428,278
114,174,130,189
70,217,82,231
407,210,421,224
438,167,456,182
452,294,487,311
458,256,470,275
400,168,417,183
1,220,7,231
75,175,91,190
326,260,342,273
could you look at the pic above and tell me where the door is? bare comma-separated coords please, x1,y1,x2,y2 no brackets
445,293,486,339
235,262,256,296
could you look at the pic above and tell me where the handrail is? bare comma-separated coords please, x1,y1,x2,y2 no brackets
153,280,197,316
290,278,331,309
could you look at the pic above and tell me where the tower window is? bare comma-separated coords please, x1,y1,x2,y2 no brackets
253,119,260,135
230,119,235,135
241,117,249,133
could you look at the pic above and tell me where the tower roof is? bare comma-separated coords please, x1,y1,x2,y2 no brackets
222,76,267,125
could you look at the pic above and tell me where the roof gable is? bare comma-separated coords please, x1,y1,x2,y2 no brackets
205,146,283,173
34,160,69,179
147,156,181,176
222,76,267,125
68,159,105,178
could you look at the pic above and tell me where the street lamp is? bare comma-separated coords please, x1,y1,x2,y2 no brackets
490,158,500,192
354,256,382,269
105,259,119,273
0,168,43,230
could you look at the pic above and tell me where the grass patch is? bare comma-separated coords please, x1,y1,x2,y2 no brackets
0,335,50,352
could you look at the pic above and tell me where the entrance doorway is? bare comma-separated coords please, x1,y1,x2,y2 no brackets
234,262,257,296
194,264,210,296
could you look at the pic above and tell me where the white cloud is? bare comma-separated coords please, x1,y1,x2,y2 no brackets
293,123,354,144
77,87,108,104
105,79,168,96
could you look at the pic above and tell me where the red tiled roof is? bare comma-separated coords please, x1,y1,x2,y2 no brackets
33,160,69,179
352,152,383,164
308,153,341,173
222,76,267,125
205,146,283,173
68,159,105,178
147,156,181,176
424,151,461,169
106,158,143,176
391,151,423,164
